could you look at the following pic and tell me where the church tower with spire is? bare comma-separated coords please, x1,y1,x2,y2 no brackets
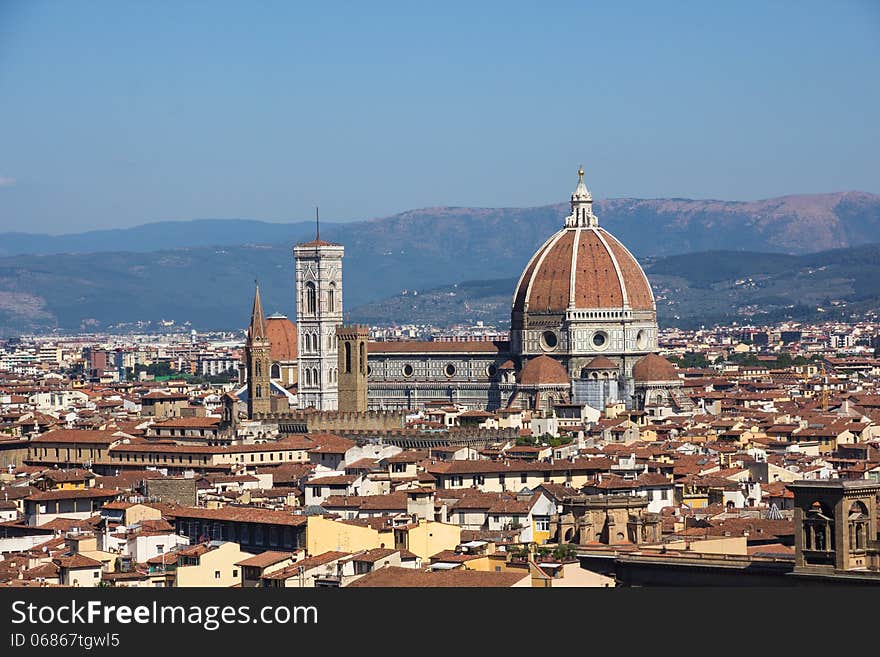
246,282,272,418
293,212,343,410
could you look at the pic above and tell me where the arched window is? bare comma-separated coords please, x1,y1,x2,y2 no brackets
360,342,366,374
328,282,336,312
849,501,869,550
255,384,262,399
303,369,311,387
305,282,317,315
313,368,319,387
270,363,281,379
255,360,262,377
345,342,352,373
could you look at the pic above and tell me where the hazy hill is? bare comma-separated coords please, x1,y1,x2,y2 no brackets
2,191,878,259
0,219,322,257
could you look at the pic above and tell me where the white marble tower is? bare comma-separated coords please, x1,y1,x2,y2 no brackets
294,224,343,410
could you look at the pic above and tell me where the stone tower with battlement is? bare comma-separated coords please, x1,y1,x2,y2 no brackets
294,233,343,410
246,283,272,418
337,324,369,412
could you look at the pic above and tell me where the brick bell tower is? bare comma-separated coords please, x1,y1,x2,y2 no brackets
246,282,272,418
337,324,369,412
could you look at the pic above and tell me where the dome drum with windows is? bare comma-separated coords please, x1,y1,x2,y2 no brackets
510,166,659,377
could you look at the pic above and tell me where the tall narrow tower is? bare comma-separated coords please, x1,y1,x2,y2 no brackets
337,324,369,412
246,283,272,418
294,222,343,410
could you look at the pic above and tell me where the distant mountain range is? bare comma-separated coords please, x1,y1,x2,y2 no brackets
4,191,879,259
1,191,879,335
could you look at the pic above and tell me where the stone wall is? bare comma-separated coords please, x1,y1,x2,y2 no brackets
256,409,406,432
145,477,197,506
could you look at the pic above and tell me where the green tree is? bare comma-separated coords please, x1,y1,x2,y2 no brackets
552,544,578,561
668,352,709,368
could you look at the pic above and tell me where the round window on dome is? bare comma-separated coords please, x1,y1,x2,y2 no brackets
367,365,373,376
636,330,648,349
402,364,414,377
444,363,456,377
487,365,497,377
592,331,608,348
541,331,558,350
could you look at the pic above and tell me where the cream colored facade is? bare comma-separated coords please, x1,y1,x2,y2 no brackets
399,522,461,560
436,468,593,493
174,542,253,588
306,516,460,560
662,536,748,556
530,562,615,587
306,516,380,555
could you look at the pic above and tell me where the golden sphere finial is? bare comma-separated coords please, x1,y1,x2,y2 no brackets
578,164,584,180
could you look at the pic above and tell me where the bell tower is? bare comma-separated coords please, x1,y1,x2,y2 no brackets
337,324,369,412
294,212,343,410
246,283,272,418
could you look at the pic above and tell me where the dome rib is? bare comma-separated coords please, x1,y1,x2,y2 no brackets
568,227,582,308
572,229,625,309
603,231,655,310
593,228,629,308
520,228,568,313
512,231,559,312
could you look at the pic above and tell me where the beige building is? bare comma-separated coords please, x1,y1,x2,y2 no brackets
54,554,104,587
173,541,253,587
305,515,460,560
109,436,313,473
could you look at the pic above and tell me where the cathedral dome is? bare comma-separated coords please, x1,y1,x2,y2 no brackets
632,353,678,383
265,315,298,362
512,168,654,315
519,355,570,385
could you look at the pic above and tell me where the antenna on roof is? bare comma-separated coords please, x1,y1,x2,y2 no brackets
315,206,320,241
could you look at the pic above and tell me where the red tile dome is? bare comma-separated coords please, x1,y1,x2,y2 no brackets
632,353,678,382
584,356,617,370
512,226,654,314
265,315,298,361
519,355,569,385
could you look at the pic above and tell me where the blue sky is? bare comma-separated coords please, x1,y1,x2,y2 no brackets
0,0,878,234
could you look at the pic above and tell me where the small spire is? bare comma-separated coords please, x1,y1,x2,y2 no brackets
248,281,267,342
315,206,320,241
